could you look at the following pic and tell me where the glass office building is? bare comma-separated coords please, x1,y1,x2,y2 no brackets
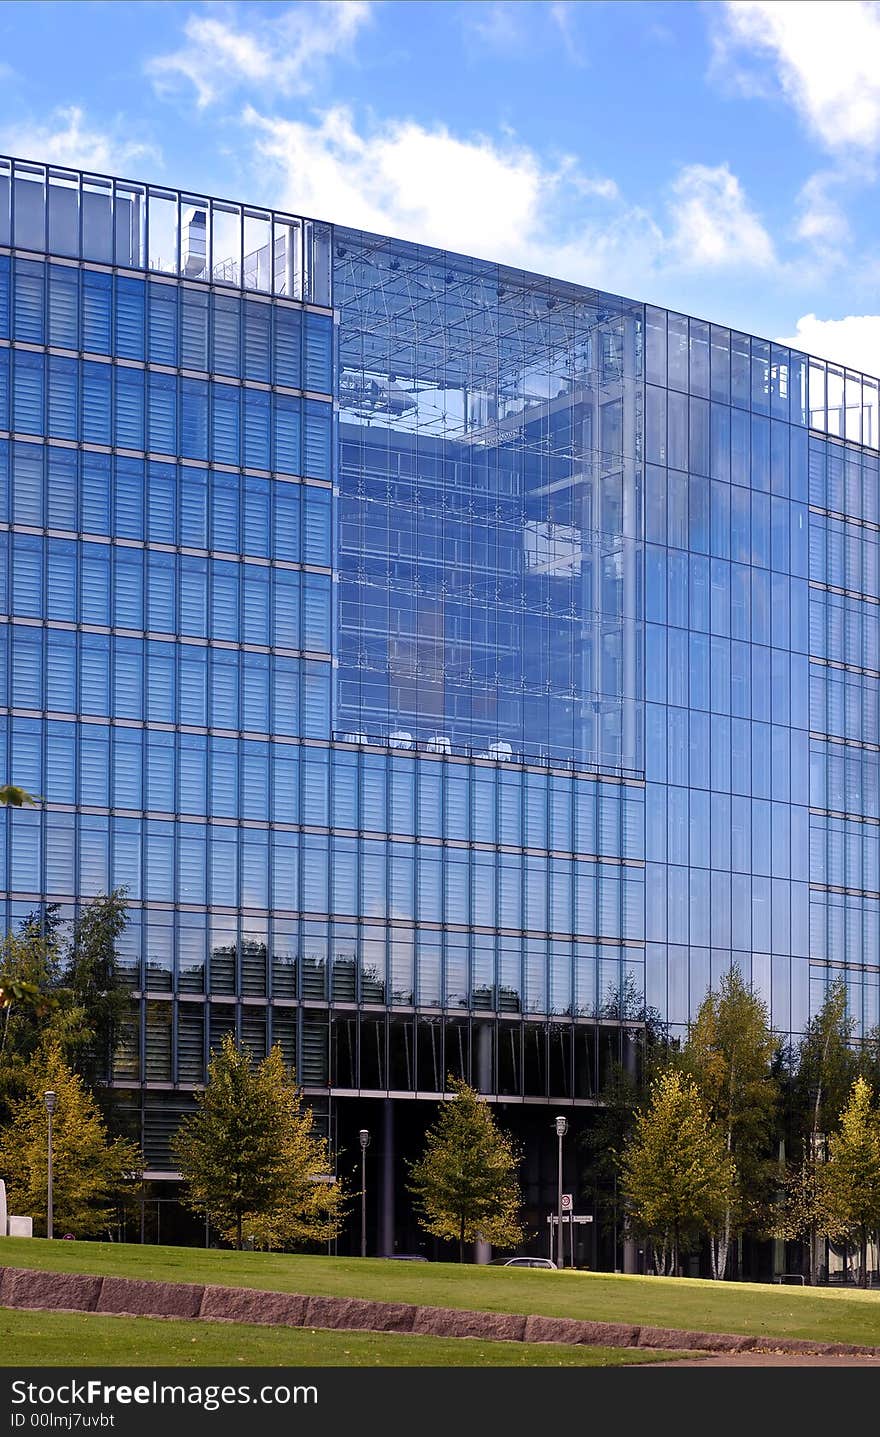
1,156,878,1256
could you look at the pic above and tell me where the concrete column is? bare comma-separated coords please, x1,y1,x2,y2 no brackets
475,1023,493,1093
380,1098,395,1257
623,1237,638,1274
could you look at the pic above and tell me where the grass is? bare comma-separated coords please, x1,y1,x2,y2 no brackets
0,1307,673,1367
1,1236,879,1348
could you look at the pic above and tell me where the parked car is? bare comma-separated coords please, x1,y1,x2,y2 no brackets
380,1253,430,1262
489,1256,557,1269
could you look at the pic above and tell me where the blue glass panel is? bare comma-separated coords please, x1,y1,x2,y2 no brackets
148,282,178,365
211,470,239,550
82,361,111,445
115,457,145,539
48,355,77,440
80,634,110,716
242,652,270,731
0,255,9,340
273,393,301,475
304,311,333,392
12,442,43,525
243,299,271,382
180,466,208,546
179,645,207,726
181,378,209,460
212,293,240,376
13,350,44,434
46,628,76,711
180,555,207,636
242,564,270,645
147,461,176,542
115,276,145,360
181,287,208,369
243,477,270,556
82,270,111,353
113,639,143,721
274,305,302,388
243,388,271,469
48,264,78,348
13,258,45,343
46,728,76,805
211,381,240,465
303,400,331,481
81,541,111,624
115,366,145,449
303,485,331,564
211,559,239,642
148,371,177,453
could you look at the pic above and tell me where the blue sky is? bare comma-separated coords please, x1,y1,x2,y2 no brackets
1,0,879,372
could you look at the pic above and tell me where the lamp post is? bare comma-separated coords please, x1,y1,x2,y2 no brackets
44,1091,56,1240
554,1115,568,1269
359,1129,370,1258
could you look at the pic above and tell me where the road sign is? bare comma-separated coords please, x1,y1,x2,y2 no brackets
546,1214,593,1224
561,1192,573,1212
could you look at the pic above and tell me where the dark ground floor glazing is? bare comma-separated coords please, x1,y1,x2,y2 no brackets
113,1093,795,1279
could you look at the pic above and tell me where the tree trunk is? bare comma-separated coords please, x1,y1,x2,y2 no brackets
459,1216,465,1264
860,1229,868,1289
236,1211,243,1251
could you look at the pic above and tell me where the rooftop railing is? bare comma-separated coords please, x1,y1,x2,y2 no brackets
0,155,331,305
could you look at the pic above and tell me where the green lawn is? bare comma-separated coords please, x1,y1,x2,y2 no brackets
2,1237,879,1347
0,1307,671,1367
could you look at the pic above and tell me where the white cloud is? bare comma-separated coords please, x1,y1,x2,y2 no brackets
148,1,371,108
0,105,160,175
243,106,772,296
795,170,852,257
245,105,549,257
550,3,586,66
717,1,880,151
464,2,526,54
667,162,775,268
777,313,880,376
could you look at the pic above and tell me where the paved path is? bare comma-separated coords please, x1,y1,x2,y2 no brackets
648,1352,880,1367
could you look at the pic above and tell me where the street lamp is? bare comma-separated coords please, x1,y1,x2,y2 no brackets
44,1091,56,1240
554,1115,568,1269
359,1129,370,1258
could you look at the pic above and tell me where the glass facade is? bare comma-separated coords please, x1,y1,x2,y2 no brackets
1,157,878,1188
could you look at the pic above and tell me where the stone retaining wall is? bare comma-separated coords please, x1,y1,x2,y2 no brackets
1,1265,877,1358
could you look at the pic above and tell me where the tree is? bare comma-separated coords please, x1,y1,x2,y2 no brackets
772,1154,830,1259
0,786,36,807
62,890,130,1087
683,969,777,1279
783,980,858,1282
0,925,62,1123
0,895,131,1123
0,1041,140,1237
409,1079,523,1262
820,1077,880,1289
793,980,858,1148
580,992,669,1263
619,1069,736,1277
174,1036,344,1251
